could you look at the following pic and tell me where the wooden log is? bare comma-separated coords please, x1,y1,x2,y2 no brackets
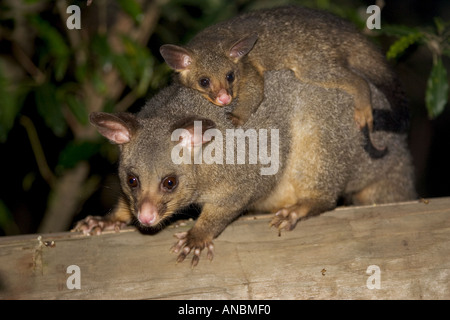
0,197,449,300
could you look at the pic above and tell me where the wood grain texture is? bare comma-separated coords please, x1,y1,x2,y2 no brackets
0,197,449,300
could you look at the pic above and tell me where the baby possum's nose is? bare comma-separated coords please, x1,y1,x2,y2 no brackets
216,89,231,105
138,199,159,226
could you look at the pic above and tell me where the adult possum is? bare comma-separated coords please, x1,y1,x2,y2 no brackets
74,70,416,266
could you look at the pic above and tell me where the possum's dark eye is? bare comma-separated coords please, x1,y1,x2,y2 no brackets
226,72,235,83
127,175,139,188
161,175,178,192
199,78,210,88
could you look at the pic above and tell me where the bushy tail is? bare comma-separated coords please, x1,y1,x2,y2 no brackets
350,45,410,134
373,76,410,134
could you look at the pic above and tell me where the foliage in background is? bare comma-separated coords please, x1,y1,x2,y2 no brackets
381,18,450,118
0,0,448,235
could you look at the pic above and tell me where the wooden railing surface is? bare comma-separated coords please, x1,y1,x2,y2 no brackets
1,197,449,299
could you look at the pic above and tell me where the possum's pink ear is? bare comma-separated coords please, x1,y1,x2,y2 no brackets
229,33,258,61
160,44,193,71
89,112,139,144
171,117,216,149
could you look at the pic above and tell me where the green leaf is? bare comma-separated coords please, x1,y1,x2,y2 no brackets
386,32,423,60
74,62,87,82
0,199,19,235
102,99,116,113
434,17,445,35
0,200,12,228
54,55,70,81
66,94,89,126
379,24,420,37
119,35,154,95
425,57,449,119
91,34,113,66
91,70,107,94
29,15,70,77
136,59,153,96
57,141,101,170
22,172,36,192
29,15,69,57
443,48,450,58
113,53,136,87
0,59,23,142
117,0,143,23
35,83,67,137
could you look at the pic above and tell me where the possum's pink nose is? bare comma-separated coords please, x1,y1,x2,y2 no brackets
216,89,231,105
138,200,158,226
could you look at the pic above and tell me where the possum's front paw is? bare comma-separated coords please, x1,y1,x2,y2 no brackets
226,112,243,127
72,215,127,235
171,231,215,267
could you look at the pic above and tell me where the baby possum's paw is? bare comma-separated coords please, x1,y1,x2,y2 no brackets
226,112,243,127
171,230,215,267
354,106,374,132
72,215,127,235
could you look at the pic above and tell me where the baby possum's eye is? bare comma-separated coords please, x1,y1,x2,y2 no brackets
199,78,210,88
161,175,178,192
226,71,235,83
127,175,139,188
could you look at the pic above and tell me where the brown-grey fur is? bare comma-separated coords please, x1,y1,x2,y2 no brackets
160,5,408,146
74,69,416,266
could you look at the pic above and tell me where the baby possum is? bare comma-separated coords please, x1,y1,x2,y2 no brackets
159,5,408,146
73,70,416,267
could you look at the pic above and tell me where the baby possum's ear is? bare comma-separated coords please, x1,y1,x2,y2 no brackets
228,33,258,62
171,117,216,149
160,44,194,71
89,112,140,145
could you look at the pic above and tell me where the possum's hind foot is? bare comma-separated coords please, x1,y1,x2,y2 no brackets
270,198,336,232
270,201,330,232
72,215,127,235
270,205,305,231
171,231,215,267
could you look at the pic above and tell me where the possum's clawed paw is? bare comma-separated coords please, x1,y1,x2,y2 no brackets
226,112,243,127
354,107,373,132
171,231,215,267
270,205,305,232
71,215,127,235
